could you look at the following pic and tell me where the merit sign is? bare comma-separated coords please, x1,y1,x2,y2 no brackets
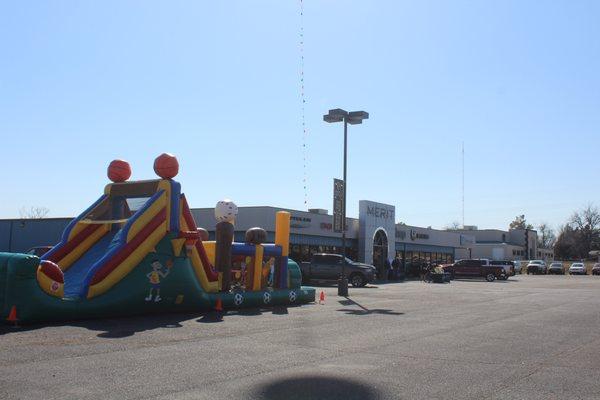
333,179,344,233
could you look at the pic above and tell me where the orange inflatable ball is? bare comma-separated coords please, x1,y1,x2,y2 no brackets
107,159,132,183
154,153,179,179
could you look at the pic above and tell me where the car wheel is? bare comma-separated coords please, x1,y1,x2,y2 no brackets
502,275,509,280
486,273,496,282
350,273,365,287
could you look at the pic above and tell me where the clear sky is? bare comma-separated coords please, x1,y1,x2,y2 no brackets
1,1,598,232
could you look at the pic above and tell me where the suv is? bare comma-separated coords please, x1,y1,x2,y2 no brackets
443,259,506,282
592,263,600,276
526,260,547,275
490,260,515,278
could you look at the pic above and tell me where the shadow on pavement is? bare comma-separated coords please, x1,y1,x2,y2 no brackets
79,313,187,338
272,305,289,315
256,375,381,400
0,312,194,337
197,311,224,324
337,297,404,316
1,303,304,335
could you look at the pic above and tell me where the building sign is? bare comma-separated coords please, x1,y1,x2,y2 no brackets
333,179,344,233
366,205,394,221
290,215,311,228
320,222,332,231
410,229,429,241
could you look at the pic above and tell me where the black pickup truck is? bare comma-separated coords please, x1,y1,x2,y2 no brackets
300,253,376,287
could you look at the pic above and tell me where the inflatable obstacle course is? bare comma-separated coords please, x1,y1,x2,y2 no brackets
0,154,315,323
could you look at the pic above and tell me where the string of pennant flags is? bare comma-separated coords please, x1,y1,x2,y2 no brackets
299,0,309,209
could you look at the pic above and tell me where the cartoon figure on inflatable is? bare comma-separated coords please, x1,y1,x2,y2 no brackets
0,154,315,323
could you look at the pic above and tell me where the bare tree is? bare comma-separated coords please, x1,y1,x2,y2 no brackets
445,221,461,230
19,206,50,219
569,204,600,256
537,223,556,248
554,224,578,260
509,215,533,230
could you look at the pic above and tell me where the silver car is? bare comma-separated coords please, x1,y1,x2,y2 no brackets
548,262,565,275
568,262,587,275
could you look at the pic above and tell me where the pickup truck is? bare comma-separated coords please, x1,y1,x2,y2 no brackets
300,253,376,287
442,259,506,282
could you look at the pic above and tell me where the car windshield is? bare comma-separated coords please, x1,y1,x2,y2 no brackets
571,264,583,267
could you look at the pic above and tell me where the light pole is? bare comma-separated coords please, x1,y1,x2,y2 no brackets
323,108,369,296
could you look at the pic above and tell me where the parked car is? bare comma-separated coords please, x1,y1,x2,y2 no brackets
442,259,506,282
547,262,565,275
25,246,53,257
526,260,547,275
300,253,376,287
513,260,523,274
490,260,515,278
568,262,587,275
592,263,600,276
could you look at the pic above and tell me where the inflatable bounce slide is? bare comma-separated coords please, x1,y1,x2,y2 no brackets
0,154,315,323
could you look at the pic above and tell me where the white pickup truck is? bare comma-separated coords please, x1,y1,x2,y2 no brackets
526,260,547,274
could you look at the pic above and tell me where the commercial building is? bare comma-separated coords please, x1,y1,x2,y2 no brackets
0,200,474,277
451,226,554,261
192,200,474,276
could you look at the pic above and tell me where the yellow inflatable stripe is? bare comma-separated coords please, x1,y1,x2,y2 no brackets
203,241,216,264
87,221,166,299
58,224,110,271
253,245,263,291
68,221,87,241
36,268,64,298
275,211,290,257
158,180,172,231
127,192,167,242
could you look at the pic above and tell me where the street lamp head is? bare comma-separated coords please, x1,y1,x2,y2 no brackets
323,108,348,123
347,111,369,125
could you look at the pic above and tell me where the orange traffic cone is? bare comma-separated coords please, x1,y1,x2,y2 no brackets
6,305,18,326
319,291,325,305
214,297,223,312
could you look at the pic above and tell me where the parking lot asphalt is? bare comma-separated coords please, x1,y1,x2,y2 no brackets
1,274,600,400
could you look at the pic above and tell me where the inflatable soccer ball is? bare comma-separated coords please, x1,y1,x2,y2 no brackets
215,199,238,223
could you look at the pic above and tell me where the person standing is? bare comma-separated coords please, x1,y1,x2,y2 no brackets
386,258,393,281
392,255,400,281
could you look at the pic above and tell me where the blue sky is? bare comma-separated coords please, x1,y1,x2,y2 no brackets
1,1,598,232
